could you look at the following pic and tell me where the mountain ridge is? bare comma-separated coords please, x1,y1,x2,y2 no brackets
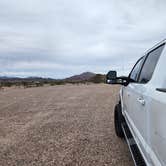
65,72,96,81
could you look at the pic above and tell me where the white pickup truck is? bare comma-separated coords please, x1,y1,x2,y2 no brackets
106,39,166,166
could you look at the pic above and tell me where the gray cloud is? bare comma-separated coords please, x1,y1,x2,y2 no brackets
0,0,166,78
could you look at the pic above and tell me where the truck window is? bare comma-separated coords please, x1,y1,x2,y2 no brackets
139,44,165,83
130,57,144,82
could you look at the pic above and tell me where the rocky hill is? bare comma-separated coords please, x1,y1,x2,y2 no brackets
65,72,96,82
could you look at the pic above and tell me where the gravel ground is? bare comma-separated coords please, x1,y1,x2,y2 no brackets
0,84,133,166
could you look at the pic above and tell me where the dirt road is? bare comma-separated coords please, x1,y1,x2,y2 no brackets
0,84,133,166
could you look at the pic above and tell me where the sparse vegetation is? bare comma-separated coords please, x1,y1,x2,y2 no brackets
50,80,65,86
90,74,106,83
0,73,106,89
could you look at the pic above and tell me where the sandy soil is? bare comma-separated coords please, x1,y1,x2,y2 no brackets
0,84,133,166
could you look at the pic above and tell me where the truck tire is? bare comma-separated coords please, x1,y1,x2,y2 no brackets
114,103,124,138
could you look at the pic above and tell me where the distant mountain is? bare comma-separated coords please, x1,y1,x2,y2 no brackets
66,72,96,81
0,76,18,79
0,72,105,85
0,76,56,83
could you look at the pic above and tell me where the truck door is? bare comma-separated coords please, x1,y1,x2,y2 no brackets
126,82,148,160
122,57,144,119
123,56,148,159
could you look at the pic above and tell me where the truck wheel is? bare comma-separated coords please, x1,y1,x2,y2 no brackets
114,103,124,138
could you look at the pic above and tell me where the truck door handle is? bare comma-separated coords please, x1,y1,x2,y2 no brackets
137,97,145,106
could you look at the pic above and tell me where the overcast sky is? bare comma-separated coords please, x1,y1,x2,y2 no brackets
0,0,166,78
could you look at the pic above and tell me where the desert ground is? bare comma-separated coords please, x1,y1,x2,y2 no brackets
0,84,133,166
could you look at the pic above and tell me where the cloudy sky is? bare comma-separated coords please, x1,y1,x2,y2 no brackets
0,0,166,78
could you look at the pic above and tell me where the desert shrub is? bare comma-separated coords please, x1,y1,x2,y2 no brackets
50,81,65,86
90,74,106,83
3,82,13,87
35,82,44,87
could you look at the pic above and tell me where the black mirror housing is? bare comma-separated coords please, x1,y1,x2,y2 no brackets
106,70,129,86
106,71,117,80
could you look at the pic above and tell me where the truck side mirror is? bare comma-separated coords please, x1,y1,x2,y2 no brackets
106,70,129,86
106,71,117,84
